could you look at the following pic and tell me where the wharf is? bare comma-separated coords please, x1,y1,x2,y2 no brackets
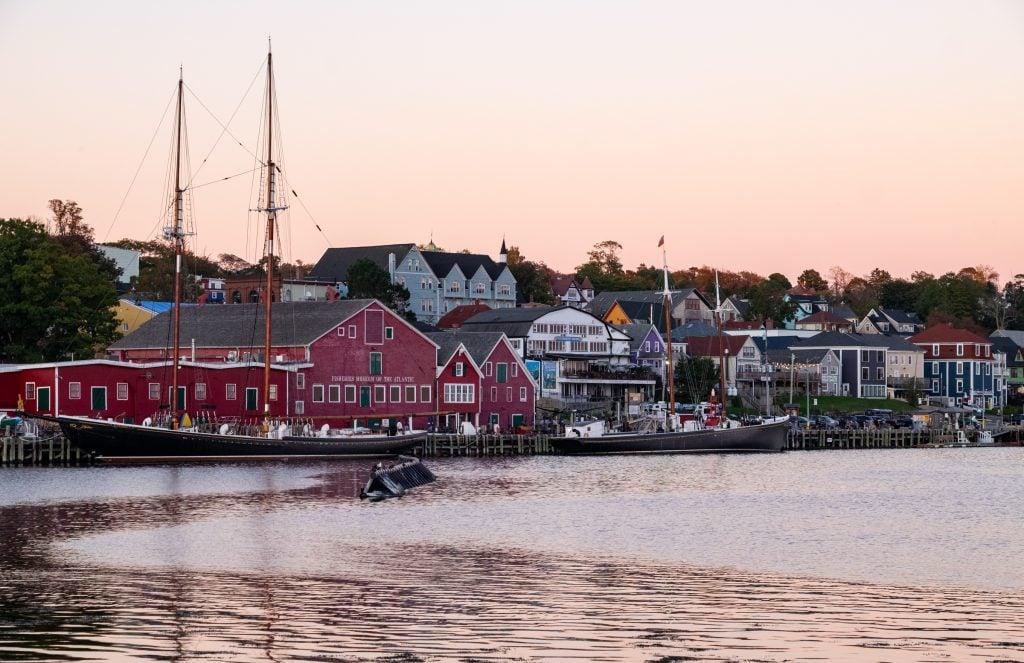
1,434,87,467
3,428,1018,465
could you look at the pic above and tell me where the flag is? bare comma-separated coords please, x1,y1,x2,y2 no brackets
658,235,664,247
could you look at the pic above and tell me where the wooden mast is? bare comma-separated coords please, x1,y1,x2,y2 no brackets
168,70,186,429
661,243,675,429
260,47,284,429
715,271,727,422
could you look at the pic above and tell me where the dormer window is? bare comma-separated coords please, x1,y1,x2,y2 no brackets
956,344,964,357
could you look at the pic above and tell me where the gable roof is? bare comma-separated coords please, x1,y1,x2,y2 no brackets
766,348,834,365
614,323,660,352
992,330,1024,347
550,275,579,298
751,335,805,353
908,324,990,345
586,289,708,320
426,331,505,367
436,303,492,329
724,295,750,317
684,334,749,358
421,250,507,280
110,300,378,350
308,244,415,282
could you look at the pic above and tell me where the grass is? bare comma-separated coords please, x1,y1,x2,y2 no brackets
779,395,915,416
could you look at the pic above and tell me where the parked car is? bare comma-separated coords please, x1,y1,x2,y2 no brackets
891,414,914,429
811,415,839,429
789,415,811,429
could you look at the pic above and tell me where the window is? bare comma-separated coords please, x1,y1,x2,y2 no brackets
245,388,258,411
496,363,508,383
932,361,939,374
932,344,940,356
329,385,341,403
511,363,518,378
406,385,416,403
861,350,869,362
450,281,461,293
337,326,346,337
877,368,884,380
876,350,884,362
484,362,492,377
474,282,485,294
269,385,278,401
956,362,963,375
349,324,357,338
385,327,394,340
975,344,981,356
295,400,305,414
375,385,386,403
956,379,964,393
932,379,939,392
500,284,510,296
420,385,432,403
117,383,128,401
149,383,161,400
390,385,401,402
520,386,528,401
956,344,964,356
507,387,513,401
370,352,383,375
862,367,869,380
313,384,325,403
444,383,475,403
226,384,237,401
455,362,465,377
490,386,497,401
296,373,305,390
195,383,207,400
644,341,650,352
345,385,356,403
360,386,371,407
69,382,82,399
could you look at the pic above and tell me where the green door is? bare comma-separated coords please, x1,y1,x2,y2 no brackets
246,388,258,411
168,386,186,411
497,364,508,383
512,414,524,428
360,386,371,407
37,387,51,412
91,386,107,411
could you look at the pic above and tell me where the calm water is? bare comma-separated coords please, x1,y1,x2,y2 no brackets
1,449,1023,662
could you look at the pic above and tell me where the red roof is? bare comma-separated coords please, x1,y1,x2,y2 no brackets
909,323,988,345
684,335,749,358
797,311,853,326
550,275,576,297
723,320,769,331
437,304,493,329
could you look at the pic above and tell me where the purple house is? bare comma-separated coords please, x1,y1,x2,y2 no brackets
616,323,666,374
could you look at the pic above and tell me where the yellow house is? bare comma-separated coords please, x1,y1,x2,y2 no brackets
602,301,633,326
113,299,173,338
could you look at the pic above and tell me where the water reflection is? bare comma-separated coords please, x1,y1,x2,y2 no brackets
1,451,1023,661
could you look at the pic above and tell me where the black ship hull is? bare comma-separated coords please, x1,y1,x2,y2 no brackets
550,419,788,455
31,415,424,460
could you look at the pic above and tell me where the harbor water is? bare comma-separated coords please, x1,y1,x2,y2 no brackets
1,448,1023,661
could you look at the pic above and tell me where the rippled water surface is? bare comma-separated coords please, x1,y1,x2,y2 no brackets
2,448,1023,662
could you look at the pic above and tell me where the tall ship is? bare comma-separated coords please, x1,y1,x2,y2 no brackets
550,245,788,455
29,48,424,460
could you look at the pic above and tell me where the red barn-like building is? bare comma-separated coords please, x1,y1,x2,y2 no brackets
2,300,443,429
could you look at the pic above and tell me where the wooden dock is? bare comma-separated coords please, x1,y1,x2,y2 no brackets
1,435,87,466
418,433,554,457
785,428,1005,450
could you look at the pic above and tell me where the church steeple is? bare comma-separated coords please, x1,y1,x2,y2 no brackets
498,237,508,264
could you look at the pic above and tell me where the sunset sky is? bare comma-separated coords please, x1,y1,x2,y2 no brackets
2,1,1022,285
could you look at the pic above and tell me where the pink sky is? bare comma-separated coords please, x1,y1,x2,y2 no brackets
2,1,1022,285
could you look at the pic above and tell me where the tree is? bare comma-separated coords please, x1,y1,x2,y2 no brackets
1004,274,1024,330
0,218,119,362
796,269,829,294
48,199,87,238
345,258,415,319
585,240,624,276
747,273,796,326
674,356,720,404
828,266,853,299
506,250,555,305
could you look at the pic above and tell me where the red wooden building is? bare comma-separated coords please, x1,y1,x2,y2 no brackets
428,331,537,433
